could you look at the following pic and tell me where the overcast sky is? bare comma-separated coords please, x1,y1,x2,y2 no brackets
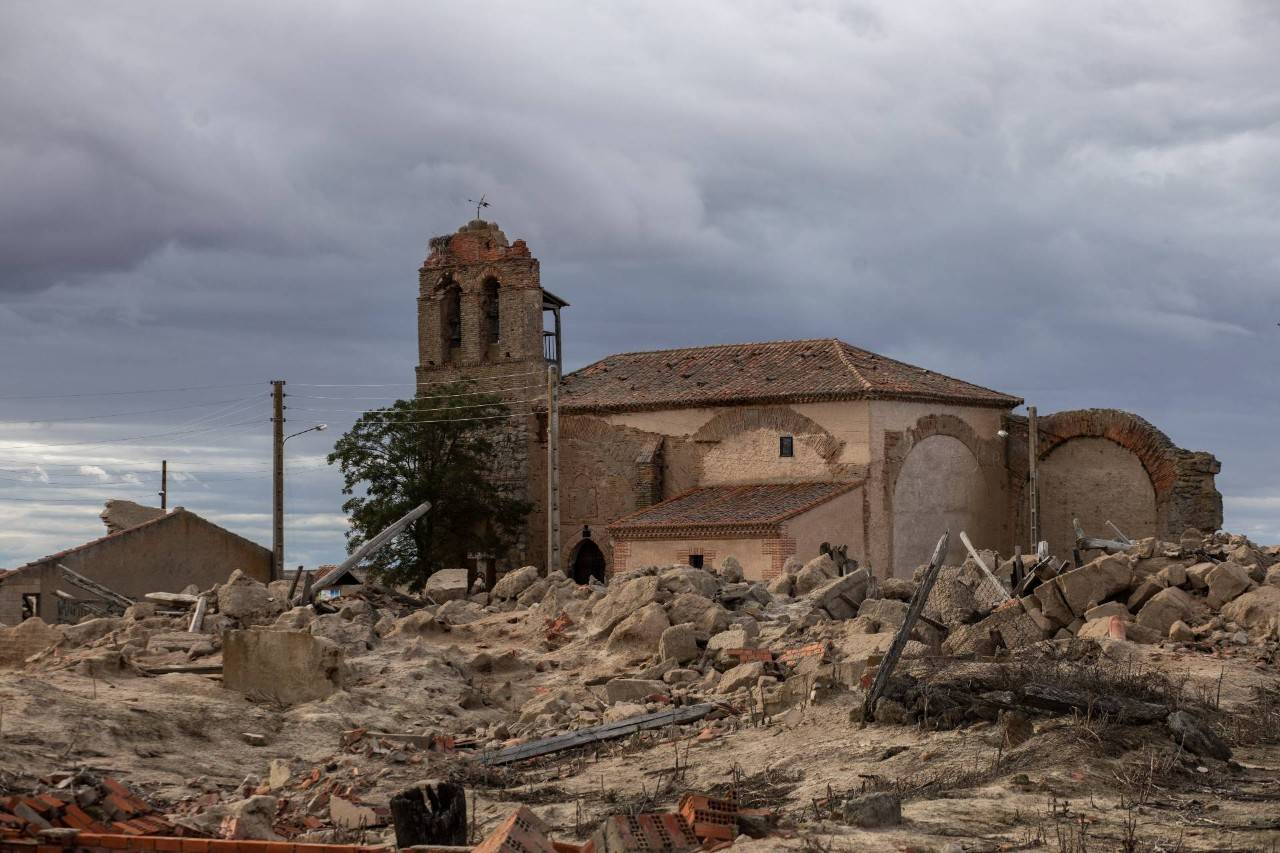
1,1,1277,569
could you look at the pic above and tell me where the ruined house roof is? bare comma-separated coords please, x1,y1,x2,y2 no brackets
608,480,861,539
561,338,1022,413
3,506,269,577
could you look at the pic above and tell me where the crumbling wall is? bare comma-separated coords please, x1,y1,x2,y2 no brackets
1040,436,1158,555
1006,408,1222,550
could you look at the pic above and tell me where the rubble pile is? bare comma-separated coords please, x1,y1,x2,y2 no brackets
0,774,173,840
0,528,1276,850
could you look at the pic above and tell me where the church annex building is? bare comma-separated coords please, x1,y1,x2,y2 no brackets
415,219,1223,581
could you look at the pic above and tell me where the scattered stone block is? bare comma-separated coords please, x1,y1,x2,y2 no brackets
1219,586,1280,636
1084,602,1132,622
0,618,63,668
1166,710,1231,760
658,623,699,663
811,568,871,619
1126,579,1166,612
1206,561,1252,609
1136,587,1207,637
793,555,837,595
1168,620,1195,641
492,565,540,600
604,678,668,703
223,629,344,705
605,602,669,656
842,792,901,828
718,661,765,694
1185,562,1215,590
218,569,283,625
423,568,470,602
1054,554,1133,616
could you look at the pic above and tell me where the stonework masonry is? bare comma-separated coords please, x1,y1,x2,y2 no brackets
412,219,1222,583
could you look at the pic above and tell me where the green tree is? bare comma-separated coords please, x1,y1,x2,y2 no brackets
327,384,531,591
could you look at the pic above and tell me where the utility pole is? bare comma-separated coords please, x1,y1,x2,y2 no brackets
271,380,285,582
1027,405,1039,548
159,460,167,510
545,364,560,577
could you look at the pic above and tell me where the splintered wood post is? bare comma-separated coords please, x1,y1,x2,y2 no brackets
287,565,302,600
862,530,950,724
1012,545,1024,590
959,530,1011,603
390,783,467,847
300,570,313,603
188,595,208,633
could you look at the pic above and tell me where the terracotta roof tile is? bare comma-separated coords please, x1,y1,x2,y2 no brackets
561,338,1021,413
609,481,860,539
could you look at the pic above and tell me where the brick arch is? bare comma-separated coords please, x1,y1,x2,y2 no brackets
690,406,844,462
882,413,1006,575
1036,409,1178,502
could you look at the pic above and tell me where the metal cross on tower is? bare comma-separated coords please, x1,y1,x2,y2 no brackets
467,194,490,220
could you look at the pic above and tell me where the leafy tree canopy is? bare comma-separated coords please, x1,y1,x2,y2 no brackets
327,384,531,591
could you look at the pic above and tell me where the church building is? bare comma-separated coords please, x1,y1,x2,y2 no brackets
416,219,1223,581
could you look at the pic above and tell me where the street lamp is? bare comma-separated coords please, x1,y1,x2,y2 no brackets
272,418,328,581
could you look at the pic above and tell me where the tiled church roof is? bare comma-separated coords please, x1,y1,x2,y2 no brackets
561,339,1021,413
609,481,860,539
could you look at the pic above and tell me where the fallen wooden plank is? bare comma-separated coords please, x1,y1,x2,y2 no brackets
980,684,1167,723
959,530,1010,604
862,531,949,723
188,595,208,633
57,564,133,609
480,703,717,766
140,663,222,676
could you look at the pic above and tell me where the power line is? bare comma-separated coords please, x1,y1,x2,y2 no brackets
291,369,541,389
0,382,263,401
290,396,544,415
0,396,255,426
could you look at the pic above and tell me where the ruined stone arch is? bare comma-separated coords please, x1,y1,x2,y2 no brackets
1035,409,1178,499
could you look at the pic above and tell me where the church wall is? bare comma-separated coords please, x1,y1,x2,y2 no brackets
782,486,866,574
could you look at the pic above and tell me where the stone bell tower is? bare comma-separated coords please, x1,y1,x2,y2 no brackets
416,219,567,569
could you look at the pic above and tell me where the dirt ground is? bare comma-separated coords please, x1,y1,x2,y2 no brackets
2,594,1278,852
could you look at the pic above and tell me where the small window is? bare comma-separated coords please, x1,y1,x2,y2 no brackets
688,554,704,569
779,435,794,457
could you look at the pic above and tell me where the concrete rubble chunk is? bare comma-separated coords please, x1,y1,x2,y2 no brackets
717,661,765,693
217,569,283,625
223,629,344,705
1053,554,1134,617
1219,586,1280,637
658,623,699,663
604,677,668,703
719,555,744,583
591,575,662,638
857,596,909,629
706,627,753,654
1168,620,1195,641
1126,579,1166,612
1185,562,1215,590
1084,601,1133,622
811,568,871,619
793,554,838,595
1156,563,1188,588
605,602,669,656
658,565,719,598
766,573,795,597
1206,561,1253,609
0,618,63,668
492,565,540,600
842,792,902,828
781,555,804,576
424,568,470,602
1136,587,1207,637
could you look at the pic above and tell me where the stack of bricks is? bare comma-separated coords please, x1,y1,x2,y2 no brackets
0,779,172,841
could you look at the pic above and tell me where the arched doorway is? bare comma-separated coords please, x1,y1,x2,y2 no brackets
892,434,983,577
568,535,606,584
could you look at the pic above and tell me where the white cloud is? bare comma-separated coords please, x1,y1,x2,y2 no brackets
77,465,110,482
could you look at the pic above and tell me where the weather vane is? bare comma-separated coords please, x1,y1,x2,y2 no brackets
467,194,490,220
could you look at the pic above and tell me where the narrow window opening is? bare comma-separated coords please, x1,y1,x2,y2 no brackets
483,278,501,344
779,435,794,457
688,554,705,569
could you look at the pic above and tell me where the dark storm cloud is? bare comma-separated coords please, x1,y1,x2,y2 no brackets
0,0,1277,566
